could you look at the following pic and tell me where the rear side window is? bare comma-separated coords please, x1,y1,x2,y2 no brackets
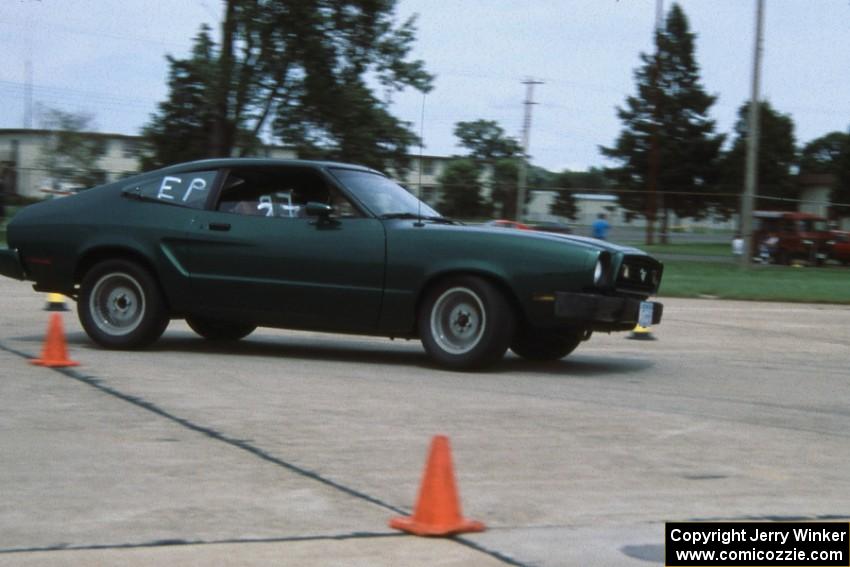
124,171,217,209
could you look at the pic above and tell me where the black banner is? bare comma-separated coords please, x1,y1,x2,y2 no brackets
666,522,849,566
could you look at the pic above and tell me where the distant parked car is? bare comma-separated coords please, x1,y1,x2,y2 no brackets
530,221,572,235
483,219,532,230
829,231,850,265
0,158,664,369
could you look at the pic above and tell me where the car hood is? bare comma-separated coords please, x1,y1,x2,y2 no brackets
463,224,651,256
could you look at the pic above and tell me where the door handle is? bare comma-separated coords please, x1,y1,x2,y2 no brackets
209,222,231,232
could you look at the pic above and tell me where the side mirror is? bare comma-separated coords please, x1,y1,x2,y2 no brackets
304,201,334,219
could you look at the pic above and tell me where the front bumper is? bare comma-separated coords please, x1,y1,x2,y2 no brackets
0,249,25,280
555,292,663,330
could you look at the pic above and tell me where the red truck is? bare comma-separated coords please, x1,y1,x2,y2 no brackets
752,211,832,265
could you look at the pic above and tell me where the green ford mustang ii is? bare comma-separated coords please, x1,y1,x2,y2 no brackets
0,158,663,369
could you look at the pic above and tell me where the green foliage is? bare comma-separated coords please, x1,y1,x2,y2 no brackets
438,159,487,218
836,129,850,216
38,108,107,189
549,170,578,220
489,158,518,218
718,100,797,212
555,167,608,190
143,1,432,173
451,119,522,217
265,1,433,174
799,131,848,175
453,120,521,160
142,27,220,169
601,3,723,225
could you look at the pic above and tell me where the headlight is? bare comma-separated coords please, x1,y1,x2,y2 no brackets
593,254,609,286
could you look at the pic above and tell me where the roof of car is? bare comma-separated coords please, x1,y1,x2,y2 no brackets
156,158,380,175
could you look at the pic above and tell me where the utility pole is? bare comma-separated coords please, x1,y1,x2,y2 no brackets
739,0,765,269
515,78,543,221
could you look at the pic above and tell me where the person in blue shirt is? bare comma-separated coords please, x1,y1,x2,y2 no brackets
591,213,610,240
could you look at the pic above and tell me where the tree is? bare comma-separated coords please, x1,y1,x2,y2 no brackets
143,0,433,172
38,108,107,189
833,129,850,219
142,26,223,169
438,159,486,218
719,101,797,212
549,170,580,220
453,120,521,160
490,159,518,218
600,3,724,243
799,131,849,175
451,119,521,217
555,167,608,190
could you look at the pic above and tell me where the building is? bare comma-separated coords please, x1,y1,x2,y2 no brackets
0,129,295,199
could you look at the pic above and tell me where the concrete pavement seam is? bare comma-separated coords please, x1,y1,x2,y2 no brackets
0,341,529,567
0,531,404,555
0,340,408,516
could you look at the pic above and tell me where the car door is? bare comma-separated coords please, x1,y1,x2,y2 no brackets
178,165,387,333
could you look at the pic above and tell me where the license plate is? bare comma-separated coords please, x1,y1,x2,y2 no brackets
638,301,654,328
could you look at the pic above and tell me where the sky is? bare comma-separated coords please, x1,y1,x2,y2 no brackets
1,0,848,173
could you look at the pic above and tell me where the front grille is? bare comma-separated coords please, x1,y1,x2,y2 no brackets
616,255,662,295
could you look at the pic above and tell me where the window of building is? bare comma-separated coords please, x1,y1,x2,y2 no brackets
122,140,140,159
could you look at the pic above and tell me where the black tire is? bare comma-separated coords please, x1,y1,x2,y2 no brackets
186,316,256,341
78,259,169,349
418,276,515,370
511,329,585,361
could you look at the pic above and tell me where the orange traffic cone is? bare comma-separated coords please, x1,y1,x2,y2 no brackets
31,313,79,368
389,435,485,537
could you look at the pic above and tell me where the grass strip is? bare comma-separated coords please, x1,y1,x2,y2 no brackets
659,260,850,304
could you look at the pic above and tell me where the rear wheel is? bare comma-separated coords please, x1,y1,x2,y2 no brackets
186,316,256,341
78,259,169,349
511,329,585,361
418,276,515,370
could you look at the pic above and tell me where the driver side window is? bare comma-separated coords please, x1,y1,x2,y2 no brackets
216,167,362,219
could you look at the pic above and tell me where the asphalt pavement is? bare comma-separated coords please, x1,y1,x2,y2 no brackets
1,277,848,566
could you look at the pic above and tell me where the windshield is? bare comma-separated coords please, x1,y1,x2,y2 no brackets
330,168,440,218
797,220,828,232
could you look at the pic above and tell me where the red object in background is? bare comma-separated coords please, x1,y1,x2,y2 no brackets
485,219,531,230
830,231,850,265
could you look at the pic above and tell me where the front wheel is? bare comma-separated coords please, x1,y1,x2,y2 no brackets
511,329,586,361
186,316,256,341
78,259,169,349
418,276,515,370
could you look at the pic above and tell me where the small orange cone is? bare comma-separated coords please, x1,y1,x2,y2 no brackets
31,313,79,368
389,435,485,537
